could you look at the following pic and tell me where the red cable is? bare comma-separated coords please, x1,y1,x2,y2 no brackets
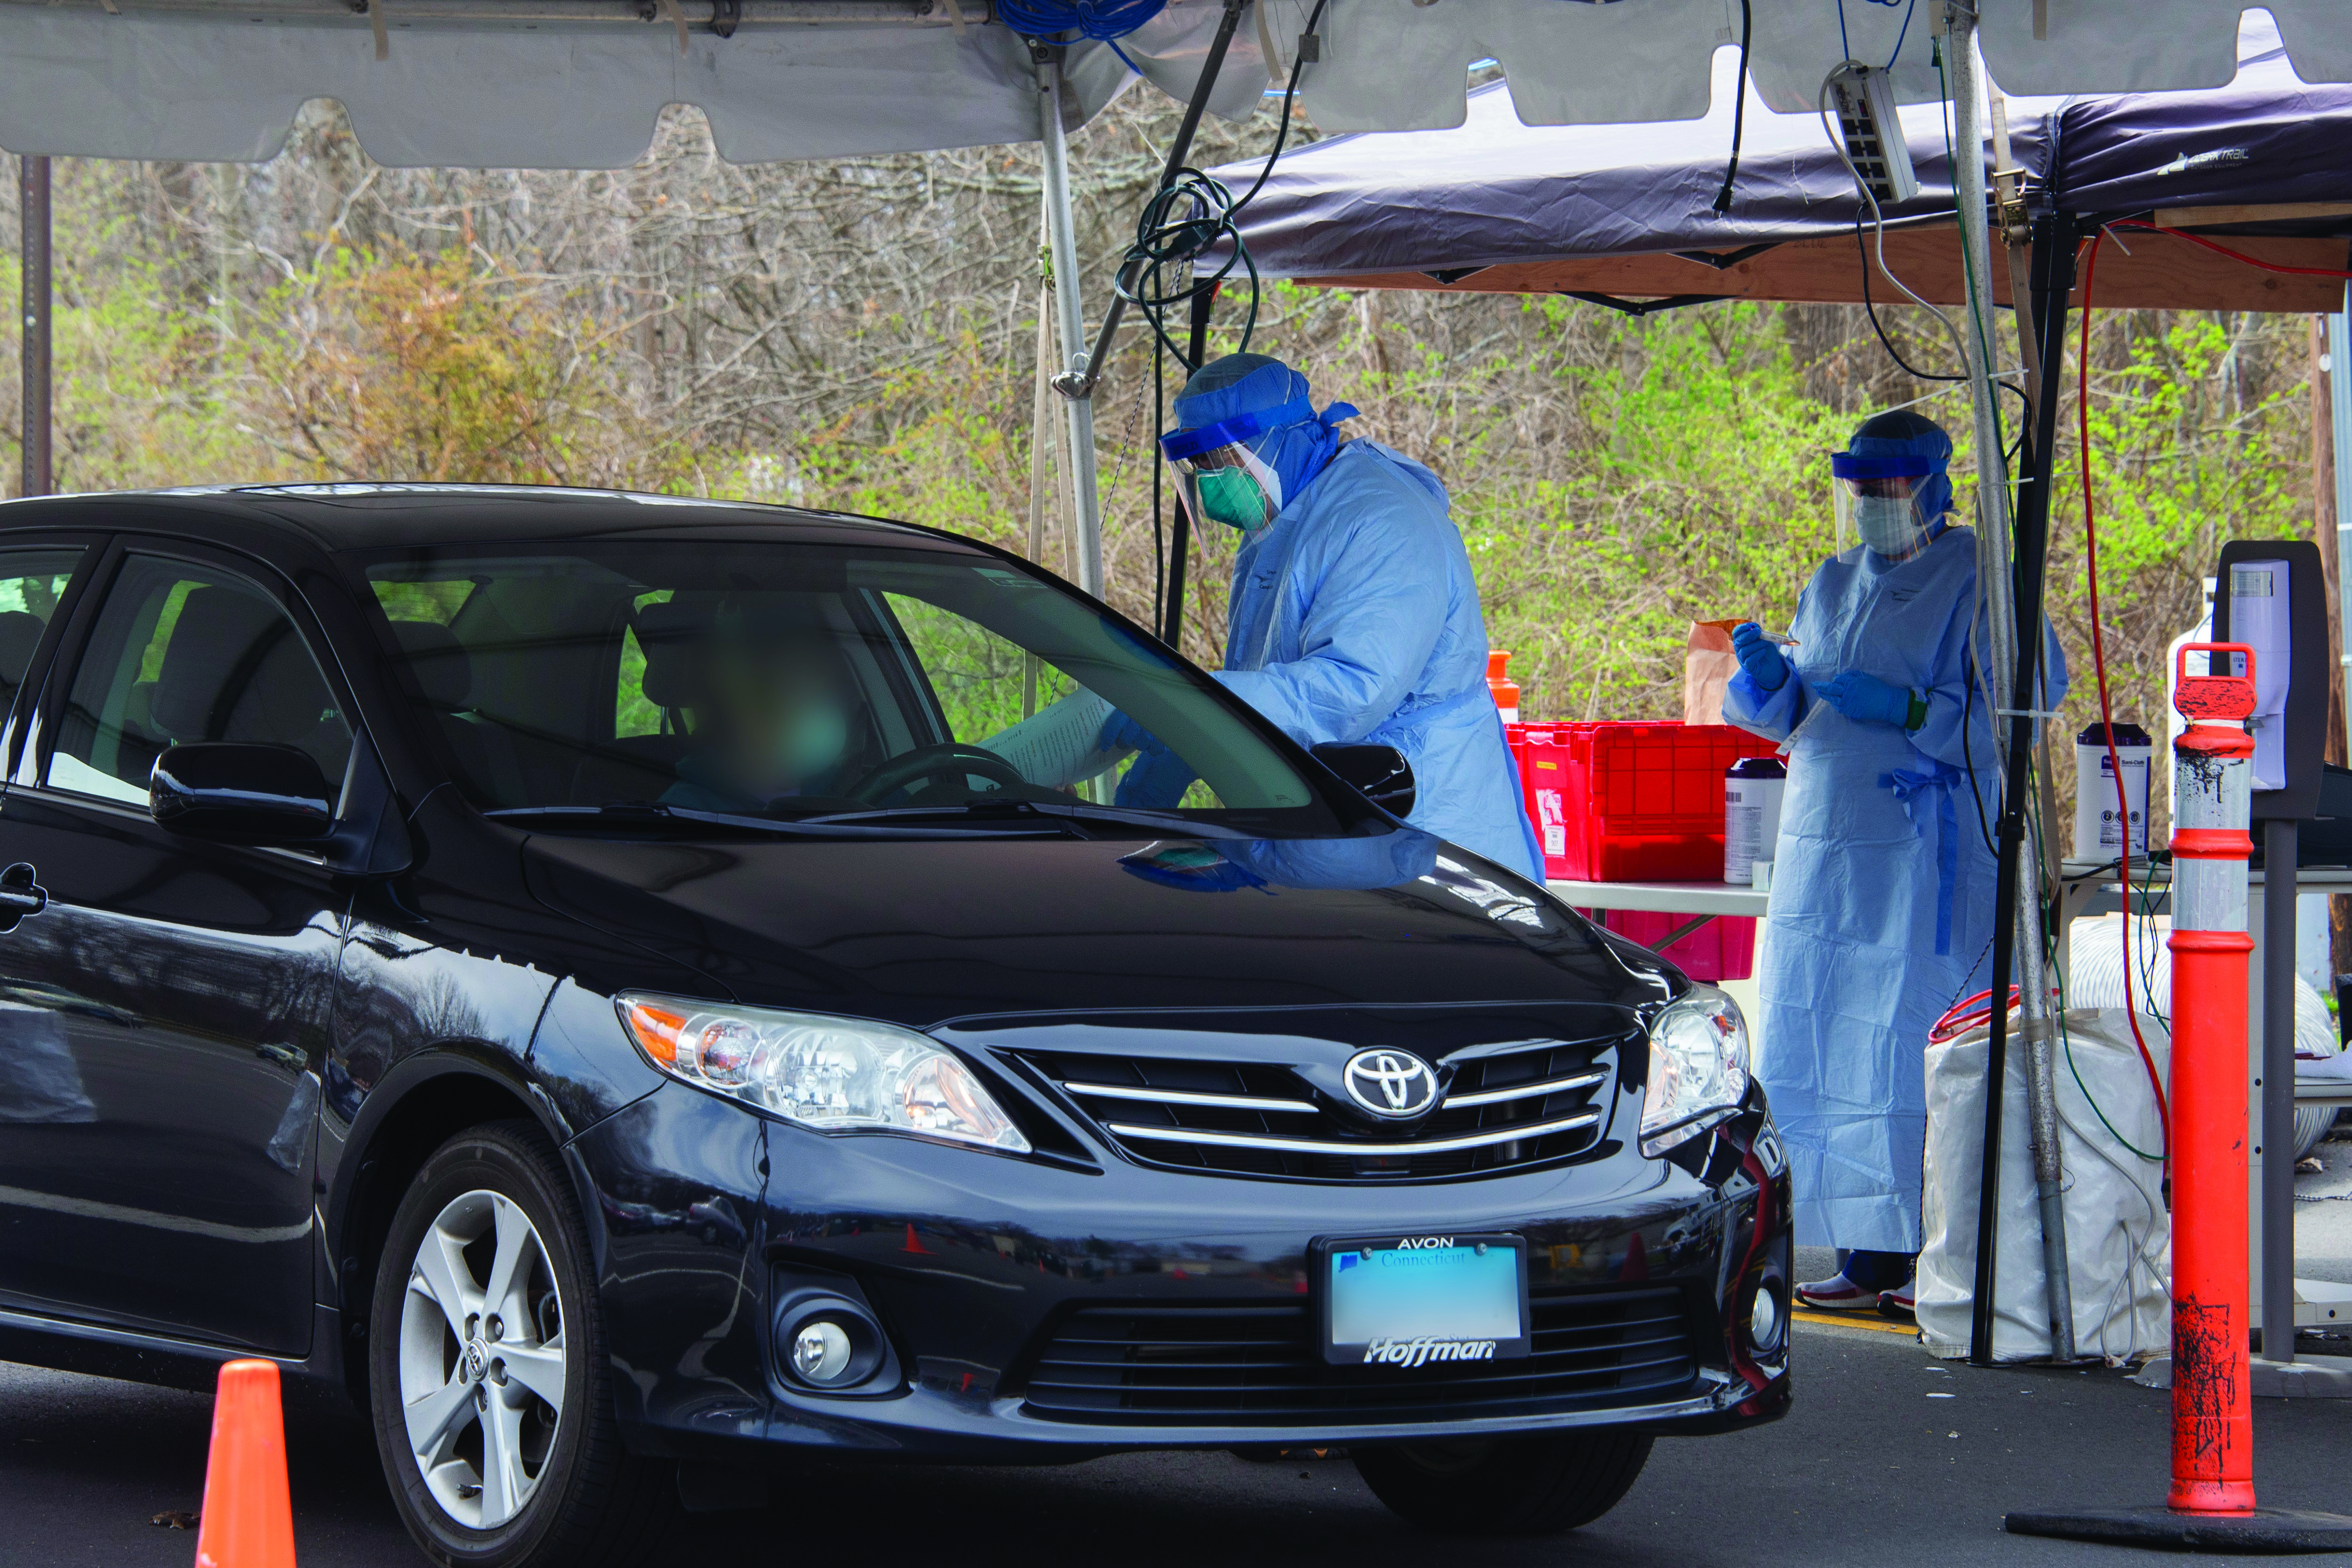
2108,218,2352,281
2075,230,2173,1167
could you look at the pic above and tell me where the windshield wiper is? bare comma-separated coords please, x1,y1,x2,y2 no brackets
482,802,1071,841
798,799,1253,838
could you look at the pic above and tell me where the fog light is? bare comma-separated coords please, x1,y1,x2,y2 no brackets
792,1319,856,1386
1750,1284,1785,1354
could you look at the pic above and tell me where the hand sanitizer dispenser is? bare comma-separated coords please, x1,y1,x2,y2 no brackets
2227,558,2291,791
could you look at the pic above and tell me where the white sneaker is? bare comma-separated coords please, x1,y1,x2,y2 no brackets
1877,1276,1917,1319
1794,1273,1879,1311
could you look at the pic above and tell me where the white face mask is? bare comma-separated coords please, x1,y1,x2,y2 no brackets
1854,494,1930,560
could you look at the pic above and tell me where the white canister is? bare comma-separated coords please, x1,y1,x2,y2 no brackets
1725,757,1787,885
2072,720,2152,861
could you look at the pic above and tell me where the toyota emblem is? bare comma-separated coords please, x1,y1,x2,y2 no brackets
1342,1048,1438,1119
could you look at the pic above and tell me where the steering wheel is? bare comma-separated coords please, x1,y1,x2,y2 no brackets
845,743,1030,806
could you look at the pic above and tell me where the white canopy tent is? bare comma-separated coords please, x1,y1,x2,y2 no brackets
0,0,2348,165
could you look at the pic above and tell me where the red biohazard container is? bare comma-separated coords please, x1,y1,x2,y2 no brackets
1556,721,1778,882
1599,908,1758,983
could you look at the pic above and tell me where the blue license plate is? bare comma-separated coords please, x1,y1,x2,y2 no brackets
1320,1234,1530,1367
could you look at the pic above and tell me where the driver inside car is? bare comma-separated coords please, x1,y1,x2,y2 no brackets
661,610,854,814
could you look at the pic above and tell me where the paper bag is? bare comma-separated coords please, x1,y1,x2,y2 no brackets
1683,619,1744,726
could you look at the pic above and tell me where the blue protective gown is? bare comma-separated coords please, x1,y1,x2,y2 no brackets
1212,440,1545,882
1723,526,2066,1253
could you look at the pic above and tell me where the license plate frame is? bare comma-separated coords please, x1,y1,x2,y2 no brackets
1315,1232,1531,1368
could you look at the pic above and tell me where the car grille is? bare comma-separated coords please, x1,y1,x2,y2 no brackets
1023,1036,1620,1181
1017,1286,1697,1426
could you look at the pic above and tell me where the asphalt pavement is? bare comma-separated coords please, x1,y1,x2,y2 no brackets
6,1134,2349,1567
5,1310,2349,1566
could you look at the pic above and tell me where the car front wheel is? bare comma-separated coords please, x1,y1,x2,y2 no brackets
368,1120,673,1567
1351,1431,1653,1535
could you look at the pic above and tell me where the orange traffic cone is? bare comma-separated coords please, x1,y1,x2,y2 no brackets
193,1358,296,1568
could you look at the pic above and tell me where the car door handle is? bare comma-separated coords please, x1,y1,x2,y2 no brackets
0,862,47,929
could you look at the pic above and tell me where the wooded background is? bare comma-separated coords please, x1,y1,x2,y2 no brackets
3,82,2334,843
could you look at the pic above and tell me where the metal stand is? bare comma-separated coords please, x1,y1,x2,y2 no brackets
1031,48,1102,599
2262,818,2298,1364
20,152,50,498
1161,283,1215,647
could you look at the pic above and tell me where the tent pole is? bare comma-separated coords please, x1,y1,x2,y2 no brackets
2333,294,2352,749
1969,214,2080,1365
1032,46,1103,599
19,154,51,498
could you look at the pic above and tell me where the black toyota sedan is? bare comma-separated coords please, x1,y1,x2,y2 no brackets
0,485,1787,1567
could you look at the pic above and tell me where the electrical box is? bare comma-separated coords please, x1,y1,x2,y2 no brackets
1828,64,1919,207
2210,539,2329,821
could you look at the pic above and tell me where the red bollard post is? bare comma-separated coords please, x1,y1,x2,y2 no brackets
2004,646,2352,1549
2162,642,2259,1515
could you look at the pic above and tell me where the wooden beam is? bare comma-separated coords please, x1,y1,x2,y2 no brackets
1300,225,2351,315
2156,201,2352,230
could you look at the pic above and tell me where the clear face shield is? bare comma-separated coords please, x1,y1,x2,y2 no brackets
1829,449,1937,561
1160,398,1309,532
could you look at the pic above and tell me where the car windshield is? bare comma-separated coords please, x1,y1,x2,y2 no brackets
355,536,1354,836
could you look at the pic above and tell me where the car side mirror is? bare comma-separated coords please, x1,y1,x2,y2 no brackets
150,743,336,844
1312,743,1416,819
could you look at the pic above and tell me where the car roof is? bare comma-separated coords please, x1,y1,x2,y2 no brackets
0,483,981,558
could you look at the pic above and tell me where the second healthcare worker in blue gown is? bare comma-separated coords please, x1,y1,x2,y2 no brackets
1724,410,2066,1317
1105,352,1544,883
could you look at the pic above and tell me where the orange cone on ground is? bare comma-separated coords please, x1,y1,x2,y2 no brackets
193,1358,296,1568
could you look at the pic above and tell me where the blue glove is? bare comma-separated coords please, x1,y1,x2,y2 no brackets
1815,670,1917,730
1115,746,1199,809
1729,622,1788,692
1097,710,1164,759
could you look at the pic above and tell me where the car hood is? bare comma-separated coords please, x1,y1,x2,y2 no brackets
521,826,1671,1030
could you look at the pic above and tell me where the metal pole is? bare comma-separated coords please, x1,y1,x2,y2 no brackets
2261,820,2299,1363
19,154,51,498
1032,47,1103,599
1947,4,2018,755
2332,298,2352,748
1969,214,2078,1365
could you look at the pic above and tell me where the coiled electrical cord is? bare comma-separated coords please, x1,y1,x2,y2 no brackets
1111,0,1330,365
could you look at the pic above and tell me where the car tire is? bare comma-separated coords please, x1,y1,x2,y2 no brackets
367,1119,675,1568
1351,1431,1653,1535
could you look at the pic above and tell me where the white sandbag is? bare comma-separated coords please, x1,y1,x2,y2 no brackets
2069,913,2340,1160
1918,1007,2170,1364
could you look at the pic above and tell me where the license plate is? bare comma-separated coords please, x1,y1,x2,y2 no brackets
1318,1233,1530,1367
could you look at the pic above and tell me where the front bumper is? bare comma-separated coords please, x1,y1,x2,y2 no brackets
570,1081,1791,1465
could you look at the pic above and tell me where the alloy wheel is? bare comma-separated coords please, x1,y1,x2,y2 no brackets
397,1188,568,1531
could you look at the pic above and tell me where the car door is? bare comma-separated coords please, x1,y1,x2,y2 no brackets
0,541,355,1356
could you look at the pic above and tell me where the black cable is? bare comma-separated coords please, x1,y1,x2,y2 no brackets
1854,208,1965,383
1113,0,1330,367
1151,329,1167,632
1712,0,1753,213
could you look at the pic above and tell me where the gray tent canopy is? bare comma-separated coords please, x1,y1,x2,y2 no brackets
0,0,2345,167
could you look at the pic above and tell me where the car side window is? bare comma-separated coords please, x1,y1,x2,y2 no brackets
47,554,354,808
0,550,82,710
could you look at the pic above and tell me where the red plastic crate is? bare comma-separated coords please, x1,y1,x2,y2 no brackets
1512,720,1777,882
1600,908,1758,982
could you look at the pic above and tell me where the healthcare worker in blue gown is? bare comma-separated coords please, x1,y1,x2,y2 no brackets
1104,352,1544,883
1724,410,2065,1317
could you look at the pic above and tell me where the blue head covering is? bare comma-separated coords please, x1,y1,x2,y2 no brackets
1847,408,1955,536
1171,352,1358,507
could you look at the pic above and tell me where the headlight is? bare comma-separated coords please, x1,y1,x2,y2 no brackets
617,994,1031,1154
1640,984,1750,1157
